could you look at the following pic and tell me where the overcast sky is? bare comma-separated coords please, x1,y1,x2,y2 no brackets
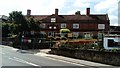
0,0,119,26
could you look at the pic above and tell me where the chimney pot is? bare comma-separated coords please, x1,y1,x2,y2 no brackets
27,9,31,16
86,8,90,15
55,8,58,15
75,11,80,15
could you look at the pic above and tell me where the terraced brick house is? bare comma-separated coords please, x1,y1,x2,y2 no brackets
26,8,110,39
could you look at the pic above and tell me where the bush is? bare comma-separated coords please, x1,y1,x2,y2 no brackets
61,37,67,40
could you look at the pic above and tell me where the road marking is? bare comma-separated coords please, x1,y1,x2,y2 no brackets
46,56,85,66
12,48,19,51
8,57,40,67
35,53,85,66
35,53,48,56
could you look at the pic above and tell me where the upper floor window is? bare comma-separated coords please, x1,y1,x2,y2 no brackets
73,24,79,29
49,26,52,29
61,23,66,28
51,18,56,22
53,26,56,29
98,24,105,29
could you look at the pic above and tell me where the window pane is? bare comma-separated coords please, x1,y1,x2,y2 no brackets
61,23,66,28
73,24,79,29
51,18,56,22
73,32,79,37
40,23,45,28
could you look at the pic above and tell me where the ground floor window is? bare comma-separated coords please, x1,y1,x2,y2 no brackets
83,32,93,39
98,32,103,39
48,32,55,36
73,32,79,38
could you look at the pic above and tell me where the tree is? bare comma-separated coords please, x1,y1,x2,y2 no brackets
60,28,70,33
9,11,25,24
27,17,41,31
8,11,42,35
60,28,70,37
9,11,29,34
2,22,11,37
9,23,18,34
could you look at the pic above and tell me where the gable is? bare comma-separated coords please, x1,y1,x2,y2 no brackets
41,14,67,23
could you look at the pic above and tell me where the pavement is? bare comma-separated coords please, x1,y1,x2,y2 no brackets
34,49,119,67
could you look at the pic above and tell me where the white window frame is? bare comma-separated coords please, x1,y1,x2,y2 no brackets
51,18,56,22
61,23,66,28
98,24,105,29
73,24,79,29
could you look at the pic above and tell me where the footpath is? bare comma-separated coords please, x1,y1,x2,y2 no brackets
35,49,119,68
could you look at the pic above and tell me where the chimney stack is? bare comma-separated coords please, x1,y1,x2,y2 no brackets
27,9,31,16
55,8,58,15
75,11,80,15
86,8,90,15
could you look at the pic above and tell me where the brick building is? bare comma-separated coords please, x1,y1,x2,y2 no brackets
26,8,110,38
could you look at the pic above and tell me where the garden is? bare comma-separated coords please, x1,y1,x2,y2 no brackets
49,29,120,66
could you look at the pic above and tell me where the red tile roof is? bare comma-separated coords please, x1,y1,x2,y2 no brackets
63,14,109,21
31,15,49,20
27,14,109,21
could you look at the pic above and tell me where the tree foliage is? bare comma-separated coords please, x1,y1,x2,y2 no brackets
60,28,70,33
60,28,70,38
9,11,25,24
26,17,41,31
2,22,11,37
8,11,41,35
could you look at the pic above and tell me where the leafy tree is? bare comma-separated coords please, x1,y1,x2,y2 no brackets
60,28,70,33
9,11,29,34
60,28,70,37
8,11,42,35
2,22,11,37
9,11,24,24
9,23,18,34
27,17,41,31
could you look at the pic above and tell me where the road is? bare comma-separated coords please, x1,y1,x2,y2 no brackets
0,45,86,68
0,45,119,68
